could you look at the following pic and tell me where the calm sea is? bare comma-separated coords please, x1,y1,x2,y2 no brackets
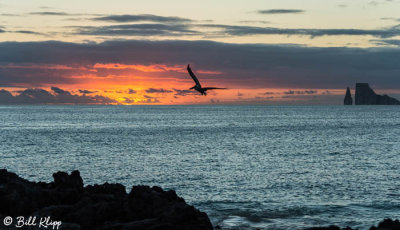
0,105,399,229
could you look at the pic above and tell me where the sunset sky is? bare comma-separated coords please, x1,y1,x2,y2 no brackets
1,0,400,104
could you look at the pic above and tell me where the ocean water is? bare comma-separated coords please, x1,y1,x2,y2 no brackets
0,105,399,229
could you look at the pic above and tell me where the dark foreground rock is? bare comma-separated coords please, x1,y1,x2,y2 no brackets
304,218,400,230
355,83,400,105
370,219,400,230
0,169,213,230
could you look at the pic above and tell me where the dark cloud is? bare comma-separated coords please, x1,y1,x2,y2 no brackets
79,89,97,94
0,89,16,102
92,14,192,23
1,13,19,16
199,24,400,38
18,88,55,103
74,23,199,36
284,90,318,95
380,17,400,22
237,92,244,97
0,28,4,33
263,92,275,95
380,17,395,20
51,86,68,95
0,64,84,87
145,88,173,93
128,89,137,94
122,97,134,103
12,30,43,35
0,87,116,104
322,90,332,95
373,39,400,46
29,11,70,16
1,40,400,89
237,20,270,24
28,12,102,17
257,9,305,14
173,89,198,96
142,95,160,103
59,13,400,39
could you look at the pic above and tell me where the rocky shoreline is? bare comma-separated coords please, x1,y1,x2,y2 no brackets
0,169,212,230
304,218,400,230
0,169,399,230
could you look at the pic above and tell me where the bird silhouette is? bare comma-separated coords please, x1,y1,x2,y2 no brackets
187,64,226,95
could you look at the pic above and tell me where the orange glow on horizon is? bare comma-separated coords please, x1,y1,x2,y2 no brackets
0,62,371,105
1,84,350,105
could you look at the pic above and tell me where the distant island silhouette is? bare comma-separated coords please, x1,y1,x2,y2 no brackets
344,83,400,105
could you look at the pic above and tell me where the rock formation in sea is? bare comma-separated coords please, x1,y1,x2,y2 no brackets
0,169,213,230
344,87,353,105
355,83,400,105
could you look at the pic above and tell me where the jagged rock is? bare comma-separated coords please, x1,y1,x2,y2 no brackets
369,218,400,230
305,219,400,230
355,83,400,105
52,170,83,191
344,87,353,105
0,169,213,230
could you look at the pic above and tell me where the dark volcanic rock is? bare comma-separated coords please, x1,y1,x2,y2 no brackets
304,219,400,230
0,169,213,230
369,218,400,230
355,83,400,105
344,87,353,105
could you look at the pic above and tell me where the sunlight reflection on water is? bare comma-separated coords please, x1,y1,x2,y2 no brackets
1,105,399,229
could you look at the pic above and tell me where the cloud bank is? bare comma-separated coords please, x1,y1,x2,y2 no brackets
75,23,199,37
0,87,116,104
92,14,193,23
198,24,400,38
257,9,305,14
1,40,400,89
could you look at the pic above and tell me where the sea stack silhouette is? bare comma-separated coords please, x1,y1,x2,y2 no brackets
354,83,400,105
344,87,353,105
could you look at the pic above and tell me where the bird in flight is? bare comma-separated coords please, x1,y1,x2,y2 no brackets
187,64,226,95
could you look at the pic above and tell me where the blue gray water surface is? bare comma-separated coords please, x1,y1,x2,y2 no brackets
0,105,399,229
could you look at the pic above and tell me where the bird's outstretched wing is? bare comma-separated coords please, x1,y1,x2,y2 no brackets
202,87,227,91
187,65,201,87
